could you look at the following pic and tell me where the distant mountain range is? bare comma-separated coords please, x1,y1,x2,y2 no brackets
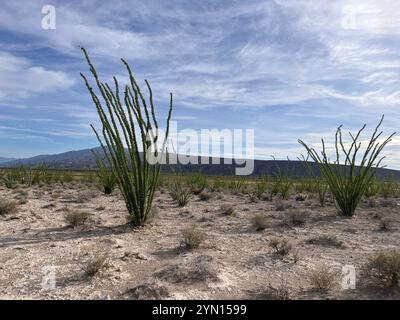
0,157,16,164
1,147,399,179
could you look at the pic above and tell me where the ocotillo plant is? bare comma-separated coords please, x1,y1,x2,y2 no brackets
298,116,395,217
81,48,173,226
93,151,117,194
298,154,328,207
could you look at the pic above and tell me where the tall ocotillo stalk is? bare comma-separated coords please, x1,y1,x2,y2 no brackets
80,48,173,226
298,116,395,217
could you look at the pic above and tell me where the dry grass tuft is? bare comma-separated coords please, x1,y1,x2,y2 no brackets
308,264,335,293
181,224,207,249
63,209,91,228
0,198,17,216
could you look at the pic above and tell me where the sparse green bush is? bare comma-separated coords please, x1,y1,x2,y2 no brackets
298,155,328,207
254,178,268,199
93,153,117,194
169,176,191,207
271,157,293,200
379,177,399,199
181,224,207,249
81,47,172,226
299,116,395,217
187,172,207,195
364,177,381,199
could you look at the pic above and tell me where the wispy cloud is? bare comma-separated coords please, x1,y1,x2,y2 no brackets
0,0,398,168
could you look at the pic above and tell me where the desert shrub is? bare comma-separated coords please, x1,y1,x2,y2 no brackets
299,116,395,217
154,255,218,284
187,172,207,195
228,179,245,194
198,191,212,201
0,198,17,215
362,250,400,287
275,200,291,211
2,172,17,188
269,237,292,256
76,189,98,203
271,157,294,200
253,279,291,300
220,204,234,215
379,199,397,208
181,224,207,249
60,171,73,184
81,251,109,277
292,249,301,264
306,235,344,248
379,217,394,232
253,213,269,231
379,177,399,199
364,178,381,199
81,47,172,226
127,281,169,300
64,209,91,228
298,155,329,207
93,154,117,194
308,265,335,292
283,209,310,227
253,178,268,199
169,176,191,207
295,193,307,201
209,177,227,192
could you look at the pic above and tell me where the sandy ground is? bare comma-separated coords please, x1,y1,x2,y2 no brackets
0,182,399,300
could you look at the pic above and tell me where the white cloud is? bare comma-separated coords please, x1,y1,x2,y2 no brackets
0,51,74,101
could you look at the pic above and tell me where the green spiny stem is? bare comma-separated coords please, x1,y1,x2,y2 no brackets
81,48,173,226
298,115,395,217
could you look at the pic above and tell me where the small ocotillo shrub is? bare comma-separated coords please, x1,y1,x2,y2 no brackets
299,116,395,217
81,48,172,226
364,177,381,199
169,176,191,207
299,155,329,207
93,153,117,194
271,157,293,200
187,172,208,195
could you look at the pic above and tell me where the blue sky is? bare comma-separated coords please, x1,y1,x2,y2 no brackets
0,0,399,168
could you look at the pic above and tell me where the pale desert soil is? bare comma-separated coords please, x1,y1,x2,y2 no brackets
0,182,399,300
